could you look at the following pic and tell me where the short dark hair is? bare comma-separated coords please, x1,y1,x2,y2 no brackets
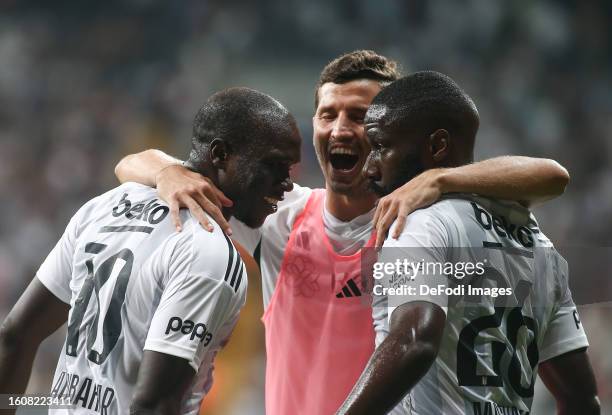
370,71,479,154
314,50,400,108
191,87,294,154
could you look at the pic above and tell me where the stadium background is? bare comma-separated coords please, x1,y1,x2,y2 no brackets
0,0,610,413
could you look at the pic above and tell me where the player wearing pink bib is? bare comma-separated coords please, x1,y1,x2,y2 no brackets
263,189,377,415
115,51,572,414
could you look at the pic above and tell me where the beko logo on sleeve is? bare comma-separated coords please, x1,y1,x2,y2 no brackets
165,317,213,345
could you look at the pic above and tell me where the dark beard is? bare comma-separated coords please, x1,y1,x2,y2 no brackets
368,180,390,197
370,157,426,197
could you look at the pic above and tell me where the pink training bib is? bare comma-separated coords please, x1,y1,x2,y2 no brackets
262,189,376,415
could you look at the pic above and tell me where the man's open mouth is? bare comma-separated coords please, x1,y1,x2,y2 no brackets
329,148,360,171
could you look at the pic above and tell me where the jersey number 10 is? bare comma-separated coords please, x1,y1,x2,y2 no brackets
65,242,134,365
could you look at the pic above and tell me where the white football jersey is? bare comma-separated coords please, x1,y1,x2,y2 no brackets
374,195,588,415
36,182,247,414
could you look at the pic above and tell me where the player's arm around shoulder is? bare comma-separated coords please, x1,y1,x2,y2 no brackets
115,148,234,235
372,157,569,247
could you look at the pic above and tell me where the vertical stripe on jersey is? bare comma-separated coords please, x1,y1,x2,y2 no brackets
229,254,241,287
233,261,244,293
222,233,235,283
253,240,262,268
221,232,243,292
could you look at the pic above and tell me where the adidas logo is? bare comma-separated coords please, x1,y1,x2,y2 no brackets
336,279,362,298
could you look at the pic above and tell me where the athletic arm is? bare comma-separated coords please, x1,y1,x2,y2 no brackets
115,149,181,187
114,149,233,234
539,348,600,415
1,200,82,400
374,156,569,247
0,278,69,399
130,351,196,415
438,156,569,205
336,302,446,415
538,258,599,414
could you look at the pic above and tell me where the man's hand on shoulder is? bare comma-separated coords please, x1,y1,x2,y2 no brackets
114,149,234,235
156,164,233,234
373,168,445,249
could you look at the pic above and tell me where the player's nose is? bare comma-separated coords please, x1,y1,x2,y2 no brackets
362,153,380,180
330,113,354,140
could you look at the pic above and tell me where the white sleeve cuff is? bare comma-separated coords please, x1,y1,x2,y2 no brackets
143,339,201,372
36,273,71,304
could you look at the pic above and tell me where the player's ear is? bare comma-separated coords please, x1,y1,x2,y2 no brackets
429,129,450,164
210,138,230,169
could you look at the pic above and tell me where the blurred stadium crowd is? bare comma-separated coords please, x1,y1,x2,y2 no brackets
0,0,610,413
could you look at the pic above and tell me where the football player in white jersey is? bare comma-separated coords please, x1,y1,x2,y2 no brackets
0,87,301,414
337,72,600,415
114,52,573,415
